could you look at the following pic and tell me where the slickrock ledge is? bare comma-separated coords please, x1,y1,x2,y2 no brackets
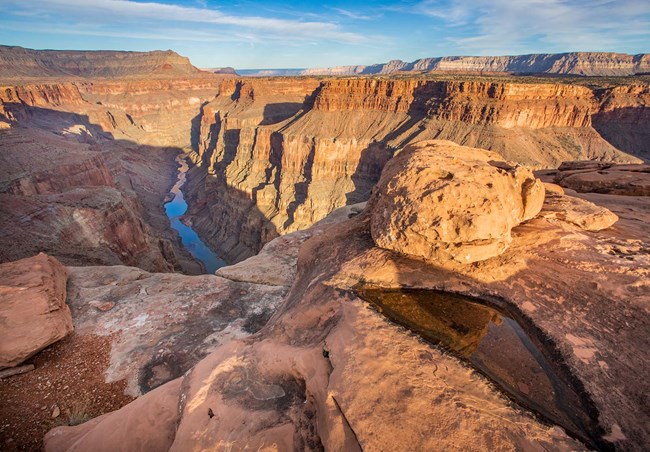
42,170,650,450
551,161,650,196
368,140,545,264
0,253,72,368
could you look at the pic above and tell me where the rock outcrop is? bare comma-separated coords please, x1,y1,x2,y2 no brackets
0,79,224,273
551,161,650,196
62,260,290,396
44,160,650,450
368,140,545,264
300,52,650,76
0,253,72,368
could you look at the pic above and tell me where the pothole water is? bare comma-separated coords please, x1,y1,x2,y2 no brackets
164,155,226,274
358,288,608,450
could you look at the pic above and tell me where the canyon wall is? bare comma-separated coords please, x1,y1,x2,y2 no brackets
2,71,648,269
301,52,650,76
186,76,649,262
0,45,203,79
0,78,224,272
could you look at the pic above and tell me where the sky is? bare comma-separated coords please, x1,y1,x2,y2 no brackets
0,0,648,69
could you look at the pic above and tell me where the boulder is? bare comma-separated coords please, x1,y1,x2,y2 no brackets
368,140,545,264
0,253,72,368
541,189,619,231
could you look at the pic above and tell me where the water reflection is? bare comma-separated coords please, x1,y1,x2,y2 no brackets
359,288,605,450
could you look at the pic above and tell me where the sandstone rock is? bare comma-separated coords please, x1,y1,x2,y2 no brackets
43,200,592,452
368,140,545,264
554,162,650,196
215,229,311,286
541,189,619,231
0,45,202,80
186,75,646,262
0,253,72,368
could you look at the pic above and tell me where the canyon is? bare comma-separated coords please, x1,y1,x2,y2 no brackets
0,47,648,451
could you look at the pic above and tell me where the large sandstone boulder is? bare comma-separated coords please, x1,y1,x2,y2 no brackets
368,140,545,264
0,253,73,368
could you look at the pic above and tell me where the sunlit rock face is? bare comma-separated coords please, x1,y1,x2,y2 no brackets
188,76,648,262
368,140,545,264
300,52,650,77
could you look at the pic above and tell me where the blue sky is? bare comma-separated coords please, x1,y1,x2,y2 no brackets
0,0,648,69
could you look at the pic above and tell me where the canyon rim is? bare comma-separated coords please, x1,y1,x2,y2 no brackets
0,2,649,451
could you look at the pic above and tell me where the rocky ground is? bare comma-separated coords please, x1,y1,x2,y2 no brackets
0,334,134,451
41,143,649,451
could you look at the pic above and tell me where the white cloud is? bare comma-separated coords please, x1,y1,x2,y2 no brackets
2,0,367,44
413,0,650,54
330,7,380,21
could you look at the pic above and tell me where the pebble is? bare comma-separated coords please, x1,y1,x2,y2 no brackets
51,406,60,419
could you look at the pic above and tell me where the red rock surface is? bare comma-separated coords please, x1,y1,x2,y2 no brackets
43,147,649,450
368,140,545,264
0,333,135,451
0,253,72,369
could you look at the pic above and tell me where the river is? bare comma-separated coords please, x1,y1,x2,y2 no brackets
164,156,226,274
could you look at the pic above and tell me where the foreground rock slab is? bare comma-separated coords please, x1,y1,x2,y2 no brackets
0,253,72,368
45,207,590,451
43,160,648,450
369,140,545,264
553,161,650,196
65,264,289,396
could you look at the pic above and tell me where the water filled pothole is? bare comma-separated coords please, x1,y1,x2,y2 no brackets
165,155,226,273
358,288,607,450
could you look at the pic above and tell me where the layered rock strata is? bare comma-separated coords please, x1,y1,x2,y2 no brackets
0,45,203,79
187,76,647,261
300,52,650,76
0,79,224,272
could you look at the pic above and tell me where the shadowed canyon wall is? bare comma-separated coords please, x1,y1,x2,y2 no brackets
0,78,223,272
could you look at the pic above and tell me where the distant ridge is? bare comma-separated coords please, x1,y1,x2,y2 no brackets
203,67,239,76
0,45,203,79
245,52,650,77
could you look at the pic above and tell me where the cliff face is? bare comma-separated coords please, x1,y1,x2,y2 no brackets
301,52,650,76
0,79,226,272
0,127,176,271
0,45,202,79
2,71,648,269
186,76,648,261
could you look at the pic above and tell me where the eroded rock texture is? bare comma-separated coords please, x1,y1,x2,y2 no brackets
0,253,72,368
0,79,223,272
44,173,650,450
368,140,546,264
186,76,648,262
0,45,202,80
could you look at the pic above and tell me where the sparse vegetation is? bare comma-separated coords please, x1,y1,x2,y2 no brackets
66,399,92,426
